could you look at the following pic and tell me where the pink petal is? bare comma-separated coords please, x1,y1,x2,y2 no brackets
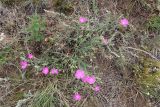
74,69,85,79
73,93,81,101
120,18,129,27
87,75,96,84
50,68,58,75
81,76,90,83
42,67,49,75
20,60,28,70
79,17,88,23
27,53,33,59
93,85,100,92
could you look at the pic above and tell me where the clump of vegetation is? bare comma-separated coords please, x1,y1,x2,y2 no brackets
26,13,45,42
30,83,68,107
147,16,160,31
0,46,13,65
134,58,160,99
17,11,103,106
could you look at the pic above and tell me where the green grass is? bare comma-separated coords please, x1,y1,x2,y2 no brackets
26,13,46,42
147,16,160,31
134,58,160,99
30,83,67,107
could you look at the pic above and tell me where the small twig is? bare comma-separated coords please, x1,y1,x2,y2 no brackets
80,95,89,107
107,46,120,57
122,48,139,58
123,46,158,60
44,9,68,19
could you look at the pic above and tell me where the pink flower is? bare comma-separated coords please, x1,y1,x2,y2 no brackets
42,67,49,75
73,93,81,101
50,68,58,75
120,18,129,27
20,60,28,70
74,69,85,79
79,17,88,23
81,76,90,83
87,75,96,84
27,53,33,59
93,85,100,92
101,36,108,45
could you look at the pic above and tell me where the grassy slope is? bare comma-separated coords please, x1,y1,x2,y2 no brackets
0,0,160,107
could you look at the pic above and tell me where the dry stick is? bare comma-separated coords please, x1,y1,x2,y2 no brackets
123,49,139,58
107,46,120,57
80,95,89,107
123,47,159,60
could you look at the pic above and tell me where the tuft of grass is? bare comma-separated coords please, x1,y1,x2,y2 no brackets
30,82,70,107
26,13,46,42
0,46,13,65
147,16,160,31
